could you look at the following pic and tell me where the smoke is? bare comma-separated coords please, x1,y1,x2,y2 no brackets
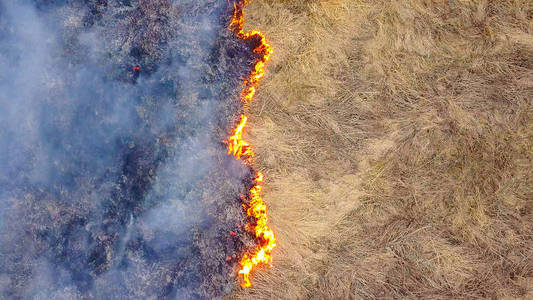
0,0,256,298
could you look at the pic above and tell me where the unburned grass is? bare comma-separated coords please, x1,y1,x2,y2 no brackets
231,1,533,298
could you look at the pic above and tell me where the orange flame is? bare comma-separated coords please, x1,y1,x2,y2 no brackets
227,115,254,160
230,0,273,104
227,0,276,288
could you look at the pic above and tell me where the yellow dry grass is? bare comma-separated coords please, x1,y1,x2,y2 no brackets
232,0,533,298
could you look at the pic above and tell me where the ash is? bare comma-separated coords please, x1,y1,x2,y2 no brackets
0,0,257,298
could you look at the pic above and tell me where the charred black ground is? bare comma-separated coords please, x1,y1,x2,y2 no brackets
0,0,260,298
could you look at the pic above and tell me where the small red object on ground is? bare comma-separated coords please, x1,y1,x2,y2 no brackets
230,231,236,236
226,256,232,262
133,66,140,71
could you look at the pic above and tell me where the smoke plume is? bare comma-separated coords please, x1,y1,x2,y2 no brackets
0,0,257,298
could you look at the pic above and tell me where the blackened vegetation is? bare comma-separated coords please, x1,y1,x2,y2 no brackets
0,0,259,299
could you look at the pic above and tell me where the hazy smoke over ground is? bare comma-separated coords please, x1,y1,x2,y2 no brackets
0,0,256,298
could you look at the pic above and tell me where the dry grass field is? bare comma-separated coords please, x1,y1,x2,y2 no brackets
232,0,533,299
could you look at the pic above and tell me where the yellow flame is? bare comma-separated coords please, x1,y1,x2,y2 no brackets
226,0,276,288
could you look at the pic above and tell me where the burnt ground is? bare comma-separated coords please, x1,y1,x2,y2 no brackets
0,0,260,299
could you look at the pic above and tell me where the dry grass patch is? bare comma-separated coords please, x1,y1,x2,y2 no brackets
232,1,533,299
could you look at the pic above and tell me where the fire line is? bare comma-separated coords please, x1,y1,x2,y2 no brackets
227,0,276,288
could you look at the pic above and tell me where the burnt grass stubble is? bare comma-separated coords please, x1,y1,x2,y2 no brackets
0,0,264,299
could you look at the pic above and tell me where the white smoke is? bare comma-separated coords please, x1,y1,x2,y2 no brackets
0,0,255,298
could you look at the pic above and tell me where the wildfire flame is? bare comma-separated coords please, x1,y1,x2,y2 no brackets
227,115,254,160
227,0,276,288
229,0,273,104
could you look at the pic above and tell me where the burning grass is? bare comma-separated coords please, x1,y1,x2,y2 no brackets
232,0,533,298
228,0,276,288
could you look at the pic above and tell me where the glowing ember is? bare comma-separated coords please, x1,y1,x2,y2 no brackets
227,0,276,288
